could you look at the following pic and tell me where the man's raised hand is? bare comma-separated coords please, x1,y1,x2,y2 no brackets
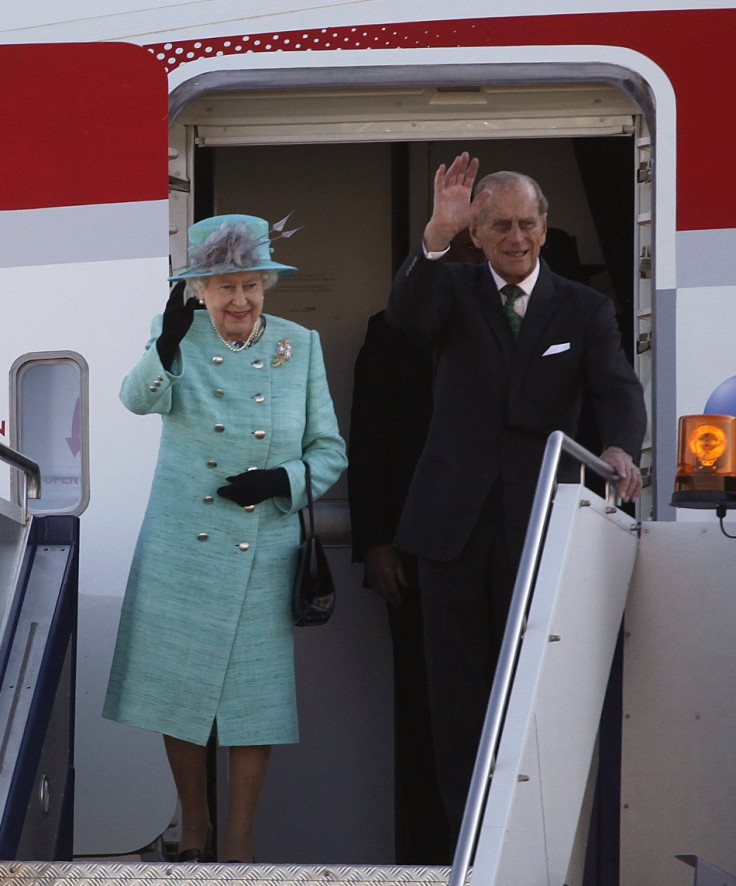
423,152,491,251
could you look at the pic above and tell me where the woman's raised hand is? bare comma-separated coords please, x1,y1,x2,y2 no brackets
156,281,197,371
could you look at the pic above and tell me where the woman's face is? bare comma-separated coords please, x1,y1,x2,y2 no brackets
201,271,265,341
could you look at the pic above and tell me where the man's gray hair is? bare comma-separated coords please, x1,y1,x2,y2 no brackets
473,171,549,216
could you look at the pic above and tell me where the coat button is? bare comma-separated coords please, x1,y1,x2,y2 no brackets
203,496,214,504
197,533,209,541
214,388,224,397
149,385,157,392
252,360,264,369
214,424,225,433
243,504,255,512
253,394,265,404
207,460,217,468
238,542,250,551
253,430,266,439
213,356,223,365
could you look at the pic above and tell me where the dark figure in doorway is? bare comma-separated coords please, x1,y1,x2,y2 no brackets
348,310,448,864
348,229,484,864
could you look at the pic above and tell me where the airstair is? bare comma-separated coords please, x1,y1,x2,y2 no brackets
0,432,730,885
454,433,638,885
0,443,77,861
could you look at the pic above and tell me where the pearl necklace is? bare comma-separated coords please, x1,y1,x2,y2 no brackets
210,315,264,352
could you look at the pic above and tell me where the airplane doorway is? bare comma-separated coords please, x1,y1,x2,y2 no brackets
186,131,635,866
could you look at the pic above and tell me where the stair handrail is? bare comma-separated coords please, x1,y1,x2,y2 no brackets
450,430,620,886
0,442,41,525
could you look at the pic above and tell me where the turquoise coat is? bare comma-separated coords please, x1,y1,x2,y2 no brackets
103,311,347,746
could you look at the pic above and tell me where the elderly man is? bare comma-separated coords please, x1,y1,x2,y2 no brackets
385,152,646,840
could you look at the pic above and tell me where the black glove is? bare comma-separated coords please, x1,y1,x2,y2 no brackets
217,468,290,506
156,281,199,371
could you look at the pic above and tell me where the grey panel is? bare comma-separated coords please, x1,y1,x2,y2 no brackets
0,200,168,269
676,228,736,289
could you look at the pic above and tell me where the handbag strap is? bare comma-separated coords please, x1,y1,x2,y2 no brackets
302,461,315,538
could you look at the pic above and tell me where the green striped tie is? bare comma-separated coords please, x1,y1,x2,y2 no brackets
501,284,525,340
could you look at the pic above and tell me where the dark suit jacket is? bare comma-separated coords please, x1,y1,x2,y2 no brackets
348,311,434,561
385,246,647,563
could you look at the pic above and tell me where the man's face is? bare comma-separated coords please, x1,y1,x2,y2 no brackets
470,183,547,284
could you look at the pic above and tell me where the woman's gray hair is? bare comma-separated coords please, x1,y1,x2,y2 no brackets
186,269,279,297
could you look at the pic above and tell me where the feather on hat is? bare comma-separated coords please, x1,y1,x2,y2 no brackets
169,214,298,280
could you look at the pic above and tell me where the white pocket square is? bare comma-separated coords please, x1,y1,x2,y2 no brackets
542,342,571,356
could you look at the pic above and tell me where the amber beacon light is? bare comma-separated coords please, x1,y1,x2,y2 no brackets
671,414,736,511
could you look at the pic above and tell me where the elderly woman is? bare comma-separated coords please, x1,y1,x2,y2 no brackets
103,214,347,863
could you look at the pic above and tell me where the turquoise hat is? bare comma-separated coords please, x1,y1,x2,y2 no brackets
169,214,298,280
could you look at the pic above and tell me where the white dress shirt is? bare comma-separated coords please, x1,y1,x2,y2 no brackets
489,263,540,319
422,240,539,318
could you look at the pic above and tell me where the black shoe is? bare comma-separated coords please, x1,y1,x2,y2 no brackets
176,848,203,863
175,822,213,863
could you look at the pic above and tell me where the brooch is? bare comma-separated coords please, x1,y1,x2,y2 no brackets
271,339,292,367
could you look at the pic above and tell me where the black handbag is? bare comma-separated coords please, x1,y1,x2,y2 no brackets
292,463,336,626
